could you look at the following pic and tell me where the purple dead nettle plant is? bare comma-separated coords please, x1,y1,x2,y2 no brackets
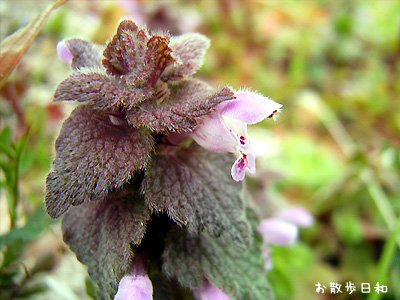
46,19,282,300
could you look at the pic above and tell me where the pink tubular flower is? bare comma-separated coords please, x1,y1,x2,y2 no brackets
258,218,298,245
114,276,153,300
114,253,153,300
191,90,282,181
274,206,314,228
193,280,231,300
56,40,73,63
257,206,314,270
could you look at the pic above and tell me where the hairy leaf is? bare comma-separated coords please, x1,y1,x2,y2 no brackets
64,38,103,70
163,225,272,300
62,190,151,300
127,79,235,133
54,71,153,111
162,33,210,81
102,19,143,77
141,35,174,86
102,19,174,87
142,145,250,248
45,105,154,219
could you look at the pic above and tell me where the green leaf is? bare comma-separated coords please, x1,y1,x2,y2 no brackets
0,158,12,175
162,214,272,300
0,126,15,159
61,189,151,300
0,126,12,148
15,283,48,298
85,277,100,300
142,145,250,249
0,205,51,247
332,210,364,244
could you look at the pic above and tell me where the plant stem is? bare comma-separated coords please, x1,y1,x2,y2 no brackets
361,169,400,248
367,217,400,300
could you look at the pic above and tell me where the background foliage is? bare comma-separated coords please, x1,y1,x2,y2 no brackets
0,0,399,299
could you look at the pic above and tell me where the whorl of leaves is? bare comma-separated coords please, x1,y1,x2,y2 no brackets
102,19,174,87
102,20,143,77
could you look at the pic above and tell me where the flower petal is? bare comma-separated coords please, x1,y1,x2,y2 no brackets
274,206,314,228
246,151,256,174
56,40,73,63
262,248,273,270
219,90,282,124
231,154,247,182
114,275,153,300
222,115,249,148
257,218,298,245
193,280,231,300
192,113,239,153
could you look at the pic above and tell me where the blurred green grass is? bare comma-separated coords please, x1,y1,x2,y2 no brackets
1,0,399,299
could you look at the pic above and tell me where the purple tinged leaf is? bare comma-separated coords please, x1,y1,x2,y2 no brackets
102,19,142,76
162,33,210,80
274,206,314,228
141,35,174,86
142,145,250,248
62,190,151,299
163,227,273,300
102,19,174,87
193,280,231,300
45,105,154,218
63,38,104,69
54,72,153,111
257,218,298,245
127,79,235,133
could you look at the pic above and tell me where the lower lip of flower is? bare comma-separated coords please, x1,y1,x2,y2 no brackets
240,151,249,168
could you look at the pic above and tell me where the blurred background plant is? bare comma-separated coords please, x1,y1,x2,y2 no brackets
0,0,399,299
